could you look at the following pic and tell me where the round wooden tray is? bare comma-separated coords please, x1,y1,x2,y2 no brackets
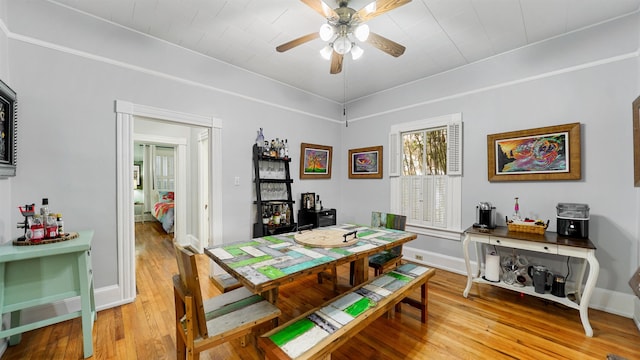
293,228,358,248
13,232,79,246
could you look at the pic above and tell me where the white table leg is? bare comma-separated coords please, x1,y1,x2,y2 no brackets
463,233,473,298
578,251,599,337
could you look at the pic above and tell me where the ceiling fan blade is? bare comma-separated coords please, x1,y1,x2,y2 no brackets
367,32,406,57
355,0,412,23
300,0,338,19
330,51,343,74
276,33,319,52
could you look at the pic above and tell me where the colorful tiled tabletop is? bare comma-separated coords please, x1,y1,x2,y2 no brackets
204,224,417,297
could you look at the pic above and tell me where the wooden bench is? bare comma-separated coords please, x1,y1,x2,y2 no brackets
258,263,436,360
173,245,281,359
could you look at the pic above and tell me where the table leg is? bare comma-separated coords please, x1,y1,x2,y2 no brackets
573,257,588,304
352,258,368,285
462,233,473,298
579,251,599,337
261,288,279,305
78,250,95,358
9,310,21,345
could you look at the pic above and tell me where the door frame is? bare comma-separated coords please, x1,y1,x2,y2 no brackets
115,100,222,303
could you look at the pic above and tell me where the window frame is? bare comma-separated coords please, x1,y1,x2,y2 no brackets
389,113,462,240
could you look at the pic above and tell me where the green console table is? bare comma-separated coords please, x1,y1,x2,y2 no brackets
0,230,96,358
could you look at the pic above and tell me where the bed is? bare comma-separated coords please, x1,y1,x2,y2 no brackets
152,190,175,233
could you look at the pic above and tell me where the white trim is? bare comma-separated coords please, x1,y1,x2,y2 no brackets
347,51,639,123
8,30,339,123
115,100,222,305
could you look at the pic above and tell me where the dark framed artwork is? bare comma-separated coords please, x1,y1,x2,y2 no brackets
487,122,581,182
300,143,332,179
0,79,17,178
301,192,315,210
133,162,143,189
349,145,383,179
633,96,640,186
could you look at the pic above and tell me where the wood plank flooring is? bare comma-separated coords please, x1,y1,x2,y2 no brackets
3,221,639,359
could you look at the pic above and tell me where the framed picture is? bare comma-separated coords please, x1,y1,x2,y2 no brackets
0,79,17,178
349,145,383,179
133,162,143,189
301,192,315,210
633,96,640,187
300,142,332,179
487,122,581,182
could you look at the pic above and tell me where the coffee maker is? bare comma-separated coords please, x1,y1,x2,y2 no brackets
475,202,496,229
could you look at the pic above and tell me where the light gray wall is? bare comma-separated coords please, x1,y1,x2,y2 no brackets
341,13,640,294
0,0,11,245
4,1,342,289
2,1,639,302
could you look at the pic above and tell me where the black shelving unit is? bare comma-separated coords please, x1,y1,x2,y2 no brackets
252,144,296,238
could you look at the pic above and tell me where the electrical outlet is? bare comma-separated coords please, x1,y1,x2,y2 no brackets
234,176,240,186
415,254,423,261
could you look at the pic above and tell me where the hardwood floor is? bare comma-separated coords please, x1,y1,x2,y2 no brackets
3,222,640,359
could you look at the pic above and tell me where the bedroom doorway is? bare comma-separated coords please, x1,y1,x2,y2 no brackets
116,100,223,304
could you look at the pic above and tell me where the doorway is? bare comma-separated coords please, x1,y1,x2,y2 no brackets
115,100,222,304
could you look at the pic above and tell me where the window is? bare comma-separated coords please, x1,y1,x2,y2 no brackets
154,146,175,190
389,114,462,239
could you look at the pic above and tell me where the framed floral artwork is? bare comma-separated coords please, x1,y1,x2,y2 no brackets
349,145,383,179
487,123,581,182
300,143,332,179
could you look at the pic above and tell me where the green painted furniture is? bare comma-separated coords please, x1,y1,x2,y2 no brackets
259,263,436,360
0,230,96,358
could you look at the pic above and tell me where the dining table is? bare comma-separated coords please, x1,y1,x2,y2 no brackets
204,224,417,304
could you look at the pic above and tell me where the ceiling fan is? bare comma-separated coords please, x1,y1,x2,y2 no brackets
276,0,411,74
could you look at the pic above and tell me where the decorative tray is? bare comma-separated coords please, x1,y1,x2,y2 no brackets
13,232,79,246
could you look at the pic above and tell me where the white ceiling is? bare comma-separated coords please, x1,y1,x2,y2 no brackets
51,0,640,102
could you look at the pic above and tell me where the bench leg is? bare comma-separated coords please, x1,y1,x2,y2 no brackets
420,282,428,323
399,282,429,323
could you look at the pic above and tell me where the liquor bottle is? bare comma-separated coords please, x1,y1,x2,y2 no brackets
40,198,49,219
45,213,58,239
256,128,264,150
57,213,65,236
30,215,45,242
284,139,289,159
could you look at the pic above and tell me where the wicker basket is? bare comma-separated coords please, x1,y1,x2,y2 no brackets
507,222,547,234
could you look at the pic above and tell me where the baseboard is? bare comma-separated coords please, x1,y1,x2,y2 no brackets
17,284,133,326
402,246,636,319
634,297,640,332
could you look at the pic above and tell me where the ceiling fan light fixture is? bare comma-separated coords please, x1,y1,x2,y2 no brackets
333,36,352,55
354,24,370,41
351,44,364,60
320,44,333,60
319,24,334,41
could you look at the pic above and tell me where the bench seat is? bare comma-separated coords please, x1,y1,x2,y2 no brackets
259,263,436,360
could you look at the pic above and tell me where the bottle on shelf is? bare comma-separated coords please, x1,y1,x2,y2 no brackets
57,213,64,236
29,214,45,242
45,213,58,239
40,198,49,219
284,139,289,159
315,195,322,211
513,197,520,220
256,128,264,151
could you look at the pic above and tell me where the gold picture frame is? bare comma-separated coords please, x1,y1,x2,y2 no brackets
487,122,581,182
348,145,383,179
300,143,332,179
